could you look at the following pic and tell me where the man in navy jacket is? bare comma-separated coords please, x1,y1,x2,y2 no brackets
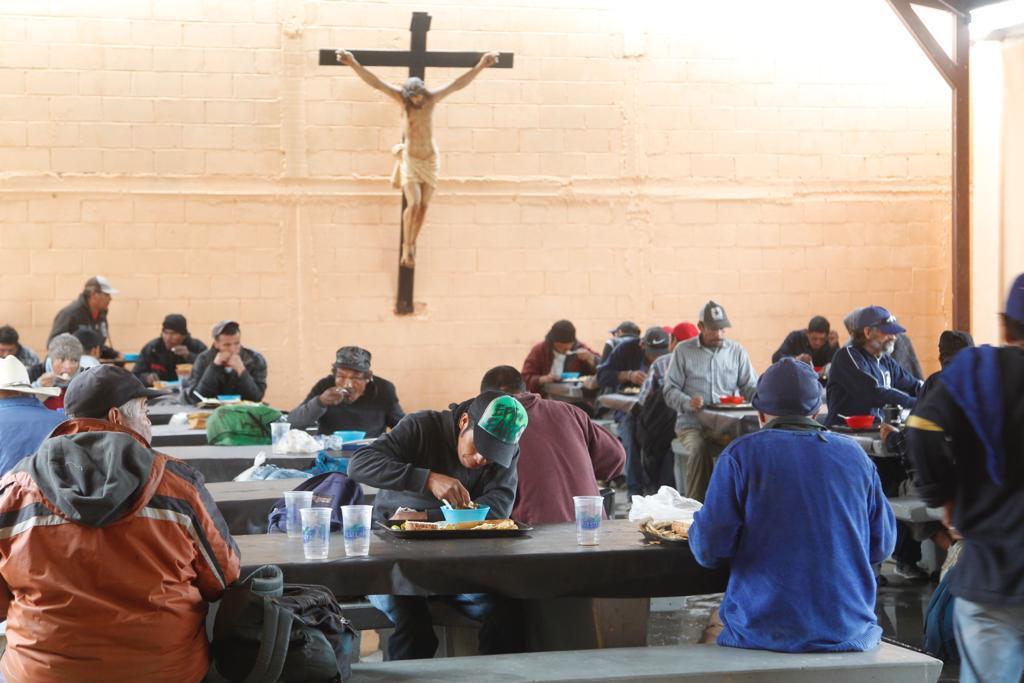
825,306,922,427
690,358,896,652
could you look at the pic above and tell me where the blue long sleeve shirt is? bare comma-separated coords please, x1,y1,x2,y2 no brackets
689,419,896,653
0,396,66,475
825,344,922,427
596,338,647,391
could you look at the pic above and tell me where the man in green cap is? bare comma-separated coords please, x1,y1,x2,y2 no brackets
348,390,528,660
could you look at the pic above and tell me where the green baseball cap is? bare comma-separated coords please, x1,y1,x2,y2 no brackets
467,391,528,468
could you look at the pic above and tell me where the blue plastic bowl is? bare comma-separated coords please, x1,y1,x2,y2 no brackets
441,506,490,523
333,430,367,442
123,353,140,362
561,372,581,380
217,394,242,402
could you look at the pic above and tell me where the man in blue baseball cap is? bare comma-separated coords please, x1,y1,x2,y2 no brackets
689,358,896,653
906,273,1024,683
825,305,923,427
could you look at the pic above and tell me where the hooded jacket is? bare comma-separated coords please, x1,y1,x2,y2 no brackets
0,419,241,683
132,335,208,383
347,400,518,526
906,345,1024,605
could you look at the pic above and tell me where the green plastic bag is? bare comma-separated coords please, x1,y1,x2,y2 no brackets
206,404,283,446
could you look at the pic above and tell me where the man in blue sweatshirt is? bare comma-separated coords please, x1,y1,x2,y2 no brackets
906,273,1024,683
690,357,896,652
825,305,922,427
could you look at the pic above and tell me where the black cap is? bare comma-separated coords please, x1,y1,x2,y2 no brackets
334,346,372,373
64,365,162,419
641,326,671,357
545,320,577,345
212,320,240,338
610,321,641,337
698,301,732,330
162,314,189,335
465,390,528,469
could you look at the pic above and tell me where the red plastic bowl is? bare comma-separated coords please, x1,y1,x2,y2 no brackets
845,415,875,430
719,395,744,405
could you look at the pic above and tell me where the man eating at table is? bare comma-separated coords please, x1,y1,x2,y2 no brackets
690,358,896,652
825,306,922,428
521,319,598,393
663,301,758,502
771,315,839,369
348,390,528,660
287,345,405,438
185,320,267,404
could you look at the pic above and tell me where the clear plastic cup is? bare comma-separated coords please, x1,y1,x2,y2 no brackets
283,490,313,539
271,421,290,454
574,496,604,546
300,507,332,560
341,504,373,557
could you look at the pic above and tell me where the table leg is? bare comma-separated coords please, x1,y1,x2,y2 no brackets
524,597,650,651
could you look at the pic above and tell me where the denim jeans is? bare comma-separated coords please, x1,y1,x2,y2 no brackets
615,410,642,497
953,597,1024,683
368,593,524,660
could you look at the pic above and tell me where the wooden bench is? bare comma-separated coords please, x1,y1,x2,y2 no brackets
348,642,942,682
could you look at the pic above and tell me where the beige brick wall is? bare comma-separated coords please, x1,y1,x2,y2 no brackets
0,0,952,409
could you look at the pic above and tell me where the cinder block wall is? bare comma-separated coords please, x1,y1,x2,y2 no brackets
0,0,952,409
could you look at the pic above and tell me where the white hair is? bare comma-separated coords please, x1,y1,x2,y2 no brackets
117,397,145,418
47,333,83,362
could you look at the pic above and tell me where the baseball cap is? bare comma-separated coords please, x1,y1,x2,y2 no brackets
64,365,162,419
211,320,240,338
751,358,822,417
852,306,906,335
641,326,671,356
698,300,731,330
85,275,118,295
162,314,189,335
1005,272,1024,322
466,391,528,468
334,346,371,373
610,321,641,337
671,322,699,342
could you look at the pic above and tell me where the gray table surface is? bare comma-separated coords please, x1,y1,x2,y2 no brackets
160,444,316,482
235,519,728,599
146,401,201,425
150,422,209,446
541,381,585,401
696,407,761,440
595,392,639,413
207,479,377,535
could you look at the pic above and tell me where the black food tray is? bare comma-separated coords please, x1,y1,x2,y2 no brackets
376,521,533,540
706,403,753,411
830,425,879,434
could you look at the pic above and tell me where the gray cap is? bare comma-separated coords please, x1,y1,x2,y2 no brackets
334,346,371,373
211,320,240,338
698,300,731,330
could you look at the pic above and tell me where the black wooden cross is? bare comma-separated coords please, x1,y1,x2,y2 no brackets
320,12,514,315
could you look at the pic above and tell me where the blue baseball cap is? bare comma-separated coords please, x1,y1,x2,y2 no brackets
751,358,822,417
1006,273,1024,322
852,305,905,335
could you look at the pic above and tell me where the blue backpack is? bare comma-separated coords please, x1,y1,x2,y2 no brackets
267,473,364,534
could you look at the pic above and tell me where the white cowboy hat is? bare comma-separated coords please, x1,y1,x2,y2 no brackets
0,355,60,398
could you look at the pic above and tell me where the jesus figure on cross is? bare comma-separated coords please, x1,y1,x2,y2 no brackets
336,49,499,268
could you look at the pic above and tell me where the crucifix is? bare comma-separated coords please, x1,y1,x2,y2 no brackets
320,12,514,315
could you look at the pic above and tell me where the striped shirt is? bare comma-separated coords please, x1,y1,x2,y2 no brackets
663,336,759,431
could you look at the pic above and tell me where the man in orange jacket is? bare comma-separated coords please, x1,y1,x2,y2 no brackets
0,365,241,683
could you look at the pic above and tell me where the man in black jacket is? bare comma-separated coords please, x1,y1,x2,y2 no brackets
771,315,839,369
348,391,528,660
132,314,207,386
287,346,404,437
906,273,1024,683
48,276,120,359
185,321,267,404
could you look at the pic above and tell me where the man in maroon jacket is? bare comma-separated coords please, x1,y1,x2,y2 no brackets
520,320,599,393
481,365,624,525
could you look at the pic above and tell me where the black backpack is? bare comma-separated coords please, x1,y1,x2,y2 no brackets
633,379,678,494
211,565,356,682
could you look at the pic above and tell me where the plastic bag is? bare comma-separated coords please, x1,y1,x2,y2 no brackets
628,486,703,523
277,429,322,454
233,451,268,481
168,412,189,426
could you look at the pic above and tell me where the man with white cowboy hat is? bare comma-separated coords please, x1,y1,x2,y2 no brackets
0,356,64,475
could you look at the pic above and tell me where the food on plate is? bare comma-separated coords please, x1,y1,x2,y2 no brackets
403,521,442,531
472,520,517,530
395,519,520,532
640,519,690,541
622,387,641,395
